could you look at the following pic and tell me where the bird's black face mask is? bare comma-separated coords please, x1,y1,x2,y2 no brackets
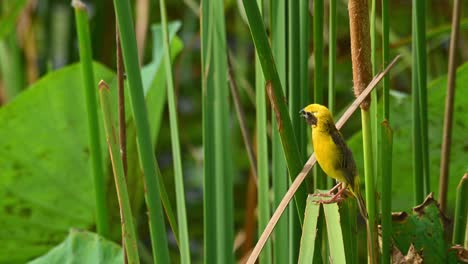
300,110,317,126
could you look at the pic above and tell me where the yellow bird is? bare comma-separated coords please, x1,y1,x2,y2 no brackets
300,104,367,218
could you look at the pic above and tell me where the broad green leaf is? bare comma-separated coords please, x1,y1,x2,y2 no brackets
0,63,115,263
392,195,458,264
323,202,347,264
28,229,123,264
348,62,468,211
298,195,321,263
0,22,183,263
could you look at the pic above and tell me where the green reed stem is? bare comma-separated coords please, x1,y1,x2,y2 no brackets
380,121,393,264
201,0,234,262
271,0,289,262
113,0,170,261
242,0,307,223
313,0,326,190
159,0,191,262
328,0,337,189
98,81,140,264
328,0,336,116
256,1,272,263
73,1,109,237
201,0,216,262
453,174,468,245
411,8,424,205
413,0,430,195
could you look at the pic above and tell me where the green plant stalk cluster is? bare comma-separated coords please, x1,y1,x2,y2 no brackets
328,0,336,116
339,199,357,264
327,0,337,190
380,121,393,264
298,196,320,263
159,0,191,262
98,82,140,264
411,12,424,205
256,1,272,263
112,0,170,262
73,4,109,237
453,174,468,245
380,0,392,263
201,0,234,262
313,0,327,190
299,196,349,263
299,0,309,161
413,0,430,196
370,0,380,181
270,0,289,262
201,0,216,262
241,0,306,223
382,0,390,119
323,203,346,263
288,0,302,262
361,110,377,263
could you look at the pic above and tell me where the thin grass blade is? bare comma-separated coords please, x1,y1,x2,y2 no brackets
158,0,191,262
113,0,171,261
298,196,321,263
98,81,140,264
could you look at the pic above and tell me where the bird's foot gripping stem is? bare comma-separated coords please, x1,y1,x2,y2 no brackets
313,185,348,204
312,182,342,197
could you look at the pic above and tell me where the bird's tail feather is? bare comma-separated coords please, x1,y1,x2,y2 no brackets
355,191,368,220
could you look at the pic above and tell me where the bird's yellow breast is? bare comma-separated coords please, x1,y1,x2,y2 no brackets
312,129,346,183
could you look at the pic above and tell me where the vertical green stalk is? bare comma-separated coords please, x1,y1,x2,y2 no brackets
288,0,300,133
439,0,462,212
328,0,337,189
215,0,234,262
340,198,357,264
380,121,392,264
98,81,140,264
313,0,324,106
382,0,390,120
201,1,216,262
241,0,307,223
414,0,430,195
328,0,336,117
112,0,170,262
288,1,303,262
453,174,468,245
380,0,392,263
313,0,326,190
271,0,289,262
370,0,379,179
361,110,377,263
0,35,25,101
201,0,234,263
348,0,377,261
411,9,424,205
73,1,109,237
256,1,271,263
159,0,190,262
298,197,320,263
299,0,309,159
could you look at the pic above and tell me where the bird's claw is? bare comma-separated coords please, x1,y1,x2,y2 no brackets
312,192,333,197
313,195,345,204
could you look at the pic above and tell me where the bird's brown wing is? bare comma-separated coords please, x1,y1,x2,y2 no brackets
330,128,357,187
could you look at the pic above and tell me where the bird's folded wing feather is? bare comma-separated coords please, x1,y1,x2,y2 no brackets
330,128,357,186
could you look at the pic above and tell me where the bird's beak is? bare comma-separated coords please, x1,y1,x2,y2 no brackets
299,109,306,118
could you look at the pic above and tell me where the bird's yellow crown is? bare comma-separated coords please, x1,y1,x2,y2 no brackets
300,104,335,129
